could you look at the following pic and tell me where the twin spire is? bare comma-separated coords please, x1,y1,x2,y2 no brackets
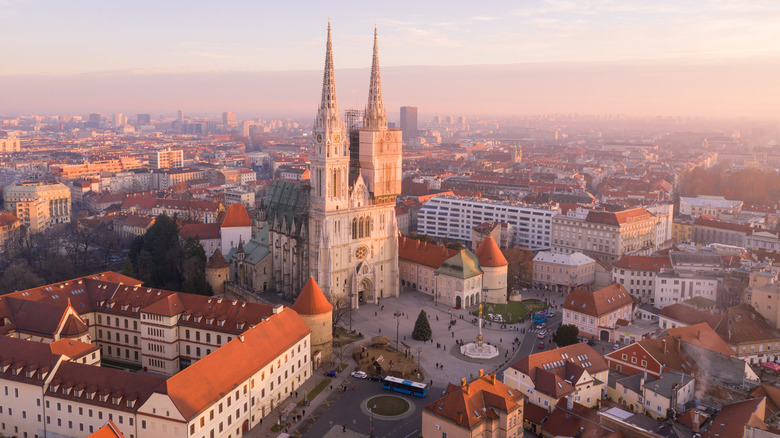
317,22,386,131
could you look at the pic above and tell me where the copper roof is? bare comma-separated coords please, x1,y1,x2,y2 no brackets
475,237,508,267
291,277,333,315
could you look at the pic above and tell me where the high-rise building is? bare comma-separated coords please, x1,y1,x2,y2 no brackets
400,106,418,144
177,109,184,124
150,148,184,169
223,111,237,127
137,113,151,126
112,113,124,128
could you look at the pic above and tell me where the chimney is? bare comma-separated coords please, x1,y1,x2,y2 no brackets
491,372,496,385
676,336,681,352
457,411,463,424
566,394,574,410
693,410,701,433
696,330,701,340
479,369,484,377
662,339,667,354
461,377,467,387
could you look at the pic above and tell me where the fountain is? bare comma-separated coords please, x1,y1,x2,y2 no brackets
460,304,499,359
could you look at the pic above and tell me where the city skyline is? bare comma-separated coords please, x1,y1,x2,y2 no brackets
1,1,779,118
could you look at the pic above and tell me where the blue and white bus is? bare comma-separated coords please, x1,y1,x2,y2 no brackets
382,376,428,397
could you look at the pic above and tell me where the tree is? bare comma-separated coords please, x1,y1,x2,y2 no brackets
129,214,184,289
0,261,45,294
553,324,580,347
502,247,535,298
331,296,351,336
412,310,432,341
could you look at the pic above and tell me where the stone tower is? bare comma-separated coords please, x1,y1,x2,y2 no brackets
291,277,333,365
475,237,509,304
206,248,230,295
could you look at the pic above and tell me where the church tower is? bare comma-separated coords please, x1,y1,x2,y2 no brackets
359,26,402,198
308,23,400,308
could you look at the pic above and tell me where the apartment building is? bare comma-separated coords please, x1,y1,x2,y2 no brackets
747,275,780,330
562,284,634,342
503,343,608,410
551,207,659,262
3,181,71,225
0,212,20,251
150,148,184,169
611,255,672,304
532,251,596,293
13,197,49,233
0,136,20,152
692,215,751,247
606,370,695,420
653,252,725,308
417,195,558,251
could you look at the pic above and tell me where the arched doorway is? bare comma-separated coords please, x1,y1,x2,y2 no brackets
456,296,462,308
242,420,249,435
600,330,610,341
358,278,373,303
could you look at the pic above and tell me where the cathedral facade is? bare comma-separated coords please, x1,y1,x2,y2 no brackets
264,24,401,307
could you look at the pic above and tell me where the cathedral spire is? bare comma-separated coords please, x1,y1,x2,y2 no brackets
364,24,387,130
317,20,341,127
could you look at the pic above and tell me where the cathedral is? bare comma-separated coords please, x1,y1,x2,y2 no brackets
262,23,402,308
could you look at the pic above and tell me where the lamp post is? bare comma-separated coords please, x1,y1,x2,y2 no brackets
370,403,376,437
433,273,438,306
349,288,354,332
394,312,402,352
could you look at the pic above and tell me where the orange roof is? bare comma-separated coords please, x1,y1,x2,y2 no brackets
221,203,251,228
664,323,735,356
49,338,100,359
206,248,229,269
162,308,310,420
398,236,458,269
88,420,125,438
291,277,333,315
510,343,608,383
475,237,508,267
563,284,633,317
659,304,724,329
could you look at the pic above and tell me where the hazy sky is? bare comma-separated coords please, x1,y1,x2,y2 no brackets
1,0,779,118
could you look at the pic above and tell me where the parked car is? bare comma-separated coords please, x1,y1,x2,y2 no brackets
325,370,338,377
537,342,545,349
613,343,620,350
351,371,367,379
537,329,548,339
535,323,546,330
588,339,595,346
367,374,384,382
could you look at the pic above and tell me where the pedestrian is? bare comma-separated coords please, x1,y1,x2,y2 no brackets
452,332,454,338
303,409,306,416
343,424,347,432
500,338,502,343
436,362,438,368
378,328,381,333
381,305,384,310
430,379,433,386
375,311,377,316
295,391,298,398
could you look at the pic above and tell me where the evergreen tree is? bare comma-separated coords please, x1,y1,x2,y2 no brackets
553,324,580,347
412,310,432,341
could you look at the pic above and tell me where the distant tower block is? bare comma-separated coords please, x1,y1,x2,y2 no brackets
400,106,418,144
291,277,333,365
206,249,230,295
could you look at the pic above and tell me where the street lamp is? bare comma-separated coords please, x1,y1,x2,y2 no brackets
394,312,402,352
349,288,354,332
370,403,376,437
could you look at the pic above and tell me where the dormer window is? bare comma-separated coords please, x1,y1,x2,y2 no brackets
51,384,60,393
132,306,140,313
26,370,34,378
182,314,190,321
217,320,225,327
99,394,107,402
195,316,202,323
63,387,71,395
206,318,214,325
237,323,245,330
112,397,120,406
86,392,95,400
75,389,83,397
127,400,136,408
121,305,129,311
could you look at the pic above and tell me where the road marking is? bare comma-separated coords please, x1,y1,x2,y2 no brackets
403,430,419,438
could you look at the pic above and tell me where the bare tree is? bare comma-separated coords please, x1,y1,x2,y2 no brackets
331,295,351,336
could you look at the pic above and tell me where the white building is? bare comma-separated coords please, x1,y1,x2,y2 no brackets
418,196,558,251
532,251,596,293
611,255,672,304
221,203,252,256
746,230,780,252
225,188,255,211
679,195,742,218
3,181,71,225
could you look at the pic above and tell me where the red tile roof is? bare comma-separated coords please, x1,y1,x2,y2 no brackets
221,203,251,228
563,284,633,317
611,255,671,272
423,372,523,430
180,222,221,240
162,308,310,420
291,277,333,315
49,338,100,359
586,208,654,226
510,343,608,384
398,236,458,269
206,248,229,269
475,237,508,267
0,212,20,227
664,323,735,356
88,420,125,438
0,336,62,386
659,303,724,329
702,398,768,438
694,216,752,233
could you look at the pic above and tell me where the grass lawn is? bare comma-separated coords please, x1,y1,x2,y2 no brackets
101,359,142,372
471,299,548,323
367,395,410,416
306,378,331,402
333,327,364,348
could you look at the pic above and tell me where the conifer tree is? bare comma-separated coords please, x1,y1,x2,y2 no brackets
412,310,432,341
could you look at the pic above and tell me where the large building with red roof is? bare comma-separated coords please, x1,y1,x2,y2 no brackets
562,283,634,342
0,271,314,438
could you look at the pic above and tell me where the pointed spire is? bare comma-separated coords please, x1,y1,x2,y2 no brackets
364,24,387,130
317,20,340,127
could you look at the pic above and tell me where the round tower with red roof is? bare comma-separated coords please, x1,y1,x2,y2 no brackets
475,237,509,304
205,248,230,295
291,277,333,365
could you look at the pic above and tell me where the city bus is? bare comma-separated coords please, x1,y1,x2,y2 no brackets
382,376,429,397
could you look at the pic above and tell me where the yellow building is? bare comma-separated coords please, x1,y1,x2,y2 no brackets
14,197,50,233
0,212,20,251
672,217,694,244
3,181,71,226
423,369,524,438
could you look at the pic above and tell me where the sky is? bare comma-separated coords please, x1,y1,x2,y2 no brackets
1,0,779,119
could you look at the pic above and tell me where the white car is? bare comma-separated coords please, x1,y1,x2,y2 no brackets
613,343,620,350
351,371,367,379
